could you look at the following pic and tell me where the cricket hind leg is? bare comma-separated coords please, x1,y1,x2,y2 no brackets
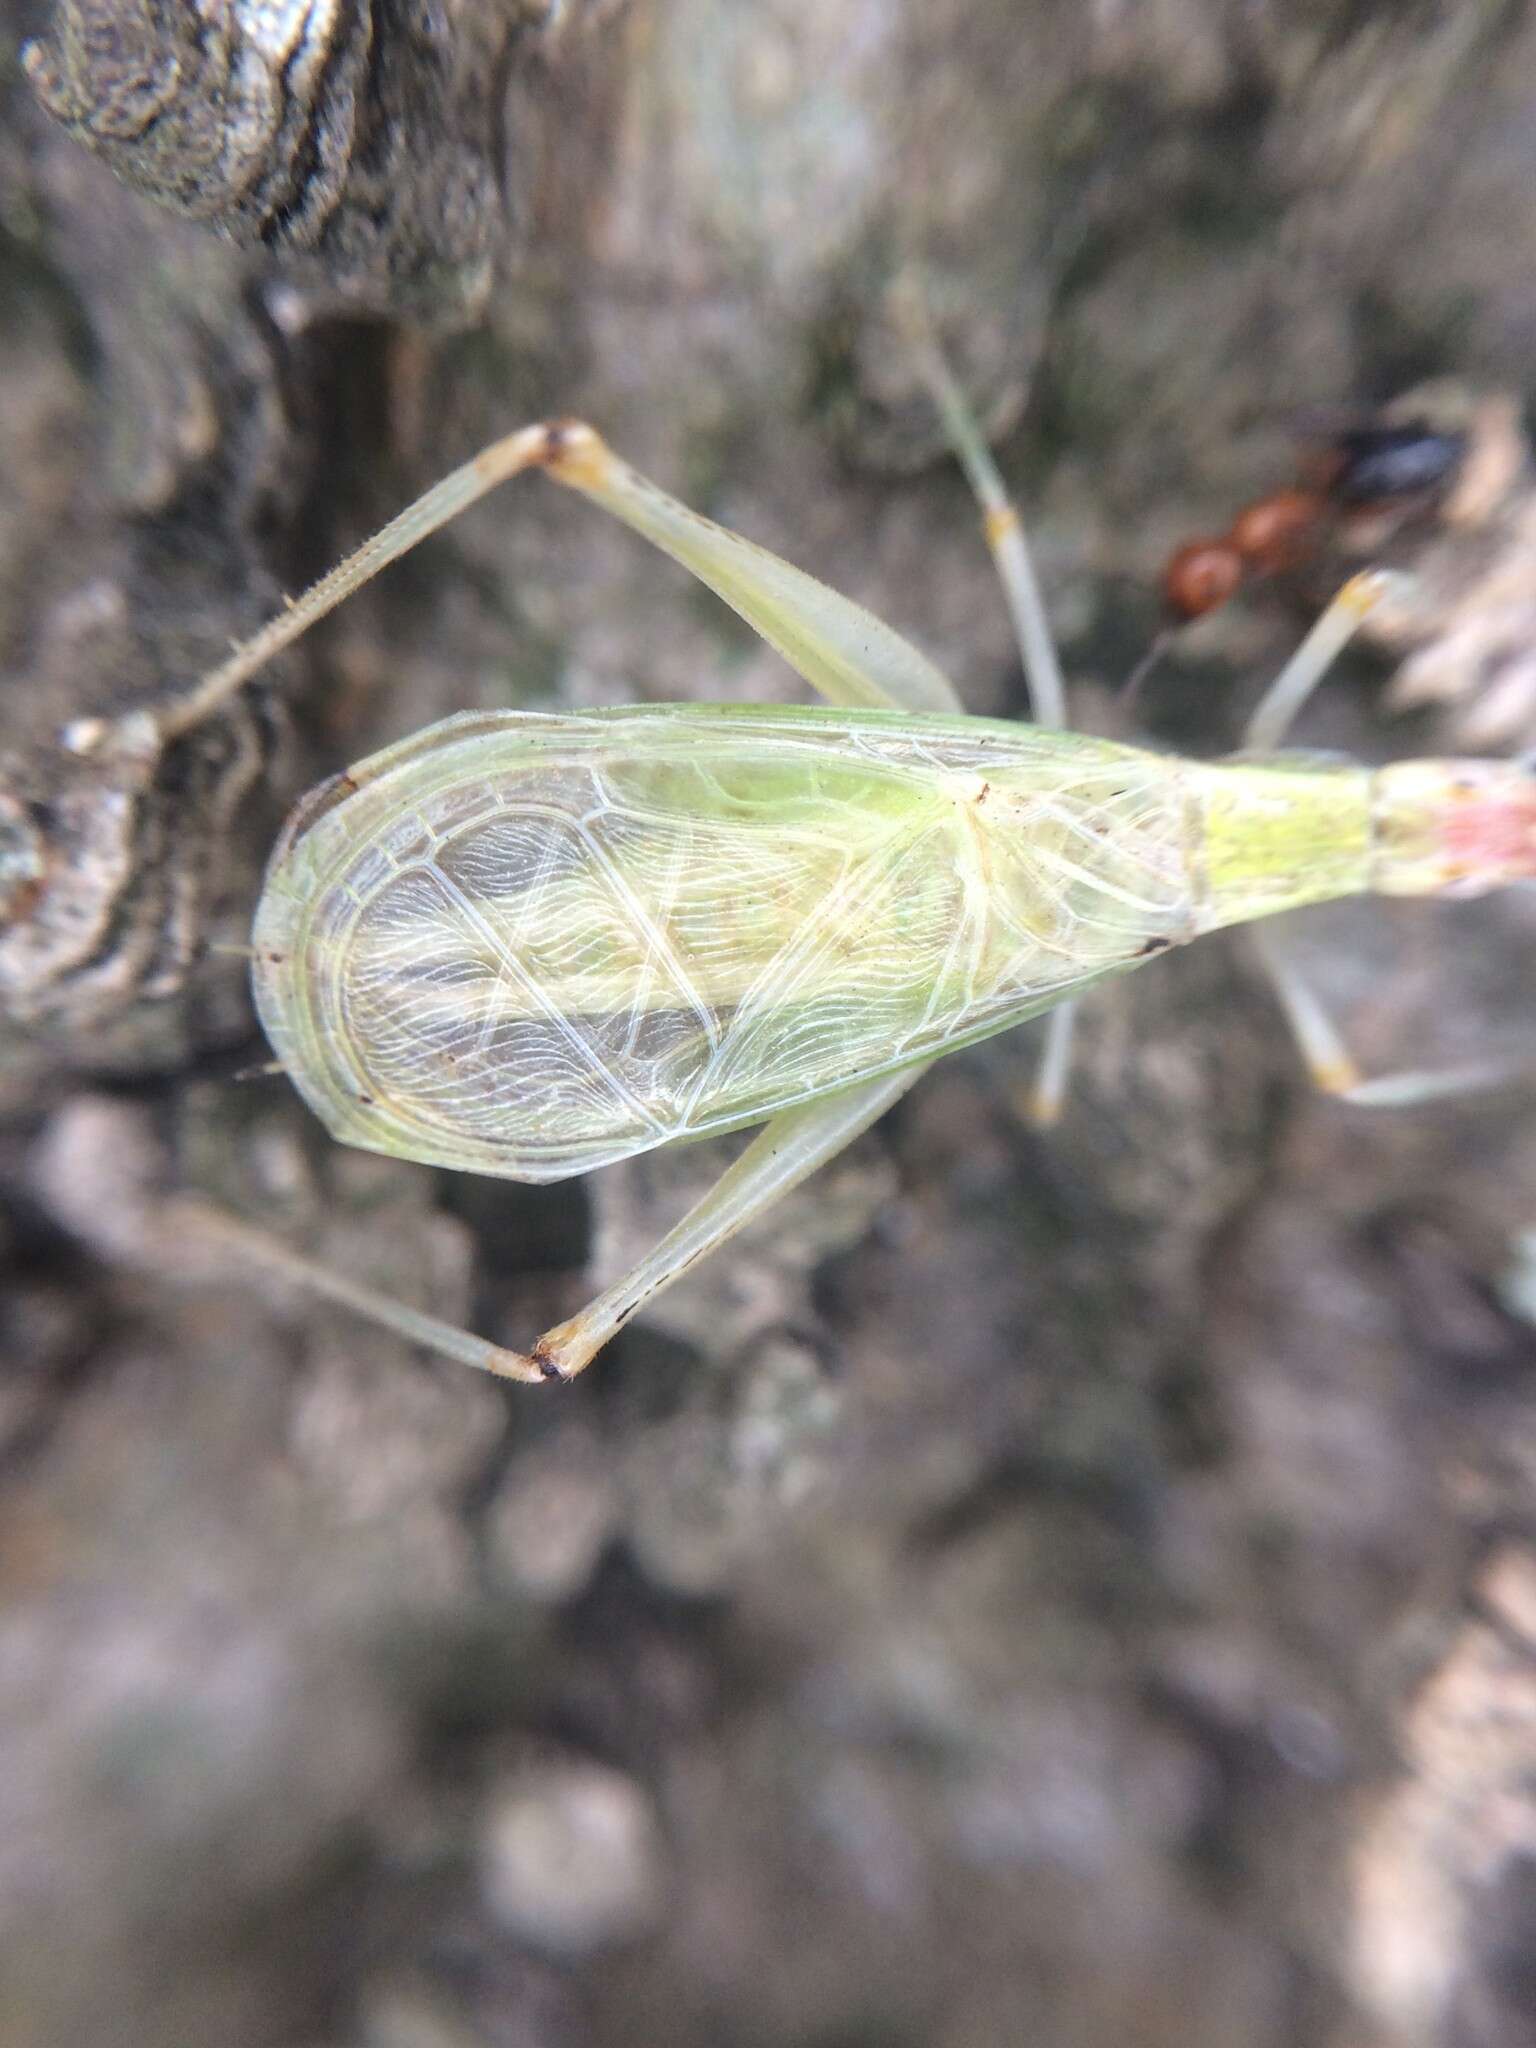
168,1194,553,1382
153,424,566,742
156,415,963,743
172,1065,923,1383
906,298,1080,1124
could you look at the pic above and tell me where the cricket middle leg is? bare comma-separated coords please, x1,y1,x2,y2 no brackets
174,1065,924,1383
904,295,1080,1122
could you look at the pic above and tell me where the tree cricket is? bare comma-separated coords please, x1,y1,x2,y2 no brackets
142,339,1536,1386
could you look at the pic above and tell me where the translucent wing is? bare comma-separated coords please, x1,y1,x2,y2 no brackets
253,705,1196,1181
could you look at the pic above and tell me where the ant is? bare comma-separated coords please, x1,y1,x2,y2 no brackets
1160,417,1470,627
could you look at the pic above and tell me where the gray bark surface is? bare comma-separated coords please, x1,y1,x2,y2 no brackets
2,3,1535,2044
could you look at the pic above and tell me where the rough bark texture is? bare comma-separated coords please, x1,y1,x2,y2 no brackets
3,3,1536,2045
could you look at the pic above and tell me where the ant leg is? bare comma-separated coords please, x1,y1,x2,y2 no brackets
1242,571,1402,751
1246,924,1518,1105
907,306,1081,1123
172,1065,923,1383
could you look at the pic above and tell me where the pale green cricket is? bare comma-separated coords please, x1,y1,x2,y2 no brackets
159,346,1536,1386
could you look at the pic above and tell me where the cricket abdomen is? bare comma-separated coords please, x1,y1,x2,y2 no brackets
1188,756,1376,933
252,705,1200,1182
1183,750,1536,928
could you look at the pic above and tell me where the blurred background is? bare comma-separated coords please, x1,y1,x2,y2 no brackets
3,2,1536,2043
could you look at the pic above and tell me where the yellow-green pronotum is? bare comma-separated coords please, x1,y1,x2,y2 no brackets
153,355,1536,1385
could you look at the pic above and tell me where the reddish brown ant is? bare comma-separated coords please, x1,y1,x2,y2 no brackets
1160,419,1468,625
1118,408,1476,710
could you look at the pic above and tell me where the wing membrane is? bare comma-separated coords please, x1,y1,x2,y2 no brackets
254,706,1194,1179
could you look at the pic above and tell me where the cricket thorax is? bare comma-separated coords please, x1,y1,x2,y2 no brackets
251,710,1199,1183
933,757,1194,968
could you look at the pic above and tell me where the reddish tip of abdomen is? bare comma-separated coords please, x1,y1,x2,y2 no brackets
1438,777,1536,882
1374,758,1536,897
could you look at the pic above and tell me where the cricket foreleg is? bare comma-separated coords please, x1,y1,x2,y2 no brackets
171,1068,922,1385
1246,924,1519,1106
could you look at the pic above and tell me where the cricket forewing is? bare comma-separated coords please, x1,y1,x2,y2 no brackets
252,707,1181,1180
